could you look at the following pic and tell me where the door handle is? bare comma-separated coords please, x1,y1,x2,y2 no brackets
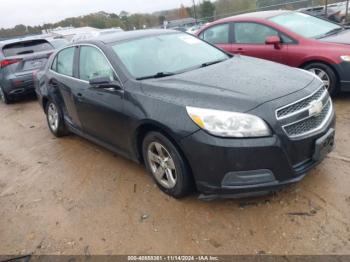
49,79,58,88
76,92,84,101
233,48,245,54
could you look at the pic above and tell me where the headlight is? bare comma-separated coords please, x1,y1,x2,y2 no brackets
186,106,271,138
340,55,350,62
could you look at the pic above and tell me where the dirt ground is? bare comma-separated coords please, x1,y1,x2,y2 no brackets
0,95,349,256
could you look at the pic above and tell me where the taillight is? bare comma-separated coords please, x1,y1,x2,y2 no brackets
0,58,22,69
32,70,38,81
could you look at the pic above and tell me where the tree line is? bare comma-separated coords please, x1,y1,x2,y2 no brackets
0,0,345,39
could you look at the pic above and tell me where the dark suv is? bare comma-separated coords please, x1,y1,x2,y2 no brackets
0,38,54,104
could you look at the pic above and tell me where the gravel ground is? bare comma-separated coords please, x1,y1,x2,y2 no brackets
0,95,349,255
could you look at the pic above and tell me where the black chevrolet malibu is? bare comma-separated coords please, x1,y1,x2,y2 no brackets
36,30,335,199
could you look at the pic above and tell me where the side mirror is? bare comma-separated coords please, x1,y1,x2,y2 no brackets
89,76,121,90
265,36,281,49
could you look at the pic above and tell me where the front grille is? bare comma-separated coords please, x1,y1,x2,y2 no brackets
283,100,332,138
276,86,327,119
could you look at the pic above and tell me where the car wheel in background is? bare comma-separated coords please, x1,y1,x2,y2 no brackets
45,100,69,137
303,63,338,96
340,17,346,25
0,85,11,104
142,131,194,198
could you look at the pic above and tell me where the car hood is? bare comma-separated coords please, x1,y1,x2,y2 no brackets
140,56,316,112
319,29,350,45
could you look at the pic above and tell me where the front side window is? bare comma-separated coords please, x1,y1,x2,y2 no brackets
234,23,279,44
200,24,230,44
112,33,229,79
55,47,75,77
269,12,341,39
79,46,115,81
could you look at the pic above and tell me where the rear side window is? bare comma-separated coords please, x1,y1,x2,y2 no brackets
234,23,279,44
2,40,53,57
200,24,230,44
79,46,114,81
55,47,75,77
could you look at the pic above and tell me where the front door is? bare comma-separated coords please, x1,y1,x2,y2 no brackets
232,22,290,64
74,45,129,152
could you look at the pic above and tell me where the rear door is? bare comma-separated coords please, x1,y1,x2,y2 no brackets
232,22,291,64
198,23,234,53
49,46,82,128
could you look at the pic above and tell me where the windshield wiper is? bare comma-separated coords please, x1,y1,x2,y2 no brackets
201,58,228,68
136,72,175,80
317,27,344,38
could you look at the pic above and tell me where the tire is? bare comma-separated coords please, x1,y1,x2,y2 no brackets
303,63,339,97
0,85,12,104
340,17,346,25
45,99,69,137
142,131,194,198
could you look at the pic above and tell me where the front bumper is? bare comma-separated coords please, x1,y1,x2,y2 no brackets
180,113,336,197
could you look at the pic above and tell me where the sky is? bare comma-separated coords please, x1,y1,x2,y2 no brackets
0,0,196,29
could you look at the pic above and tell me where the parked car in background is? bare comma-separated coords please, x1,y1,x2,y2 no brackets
36,30,335,199
299,4,341,22
186,24,204,35
49,38,69,49
0,38,55,104
71,28,124,43
329,1,350,24
197,10,350,96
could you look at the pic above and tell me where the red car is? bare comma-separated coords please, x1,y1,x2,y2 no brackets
196,10,350,96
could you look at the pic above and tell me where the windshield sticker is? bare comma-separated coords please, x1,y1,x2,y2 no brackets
178,35,201,45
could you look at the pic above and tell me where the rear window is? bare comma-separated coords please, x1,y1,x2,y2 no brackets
2,40,54,57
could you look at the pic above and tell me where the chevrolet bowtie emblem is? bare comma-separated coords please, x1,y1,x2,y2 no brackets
309,100,323,116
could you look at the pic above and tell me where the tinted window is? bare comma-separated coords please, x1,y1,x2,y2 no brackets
200,24,230,44
234,23,279,44
56,47,75,77
269,12,341,39
2,40,53,57
112,33,228,79
79,46,115,81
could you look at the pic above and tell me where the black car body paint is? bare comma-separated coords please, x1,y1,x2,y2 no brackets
36,30,335,197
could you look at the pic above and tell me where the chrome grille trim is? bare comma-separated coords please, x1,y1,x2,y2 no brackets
276,85,327,120
282,99,333,138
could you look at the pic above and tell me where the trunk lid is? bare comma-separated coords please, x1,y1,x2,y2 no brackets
1,39,54,75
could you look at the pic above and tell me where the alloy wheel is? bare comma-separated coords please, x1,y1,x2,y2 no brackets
308,68,330,90
47,103,59,132
147,142,177,189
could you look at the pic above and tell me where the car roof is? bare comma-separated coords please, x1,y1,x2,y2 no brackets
217,10,293,22
83,29,181,45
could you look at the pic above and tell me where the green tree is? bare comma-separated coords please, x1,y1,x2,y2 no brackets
199,0,216,21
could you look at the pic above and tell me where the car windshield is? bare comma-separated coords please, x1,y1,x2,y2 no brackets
269,12,342,39
111,33,229,79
